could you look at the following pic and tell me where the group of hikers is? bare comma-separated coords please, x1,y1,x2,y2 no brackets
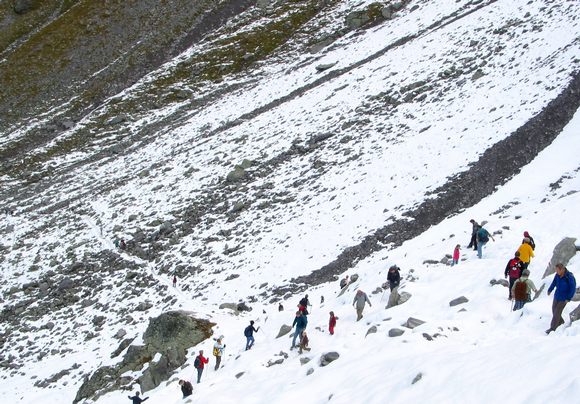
129,220,576,401
466,220,576,334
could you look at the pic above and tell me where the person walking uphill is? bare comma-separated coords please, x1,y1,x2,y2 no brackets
353,289,371,321
512,269,537,311
213,336,225,370
387,265,401,290
128,392,148,404
244,321,259,350
476,225,494,258
193,350,209,383
546,263,576,334
291,311,308,349
517,238,535,270
179,380,193,398
523,231,535,250
504,251,524,300
329,311,338,335
467,219,479,250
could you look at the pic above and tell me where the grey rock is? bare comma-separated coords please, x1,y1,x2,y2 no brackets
136,302,153,312
276,325,292,338
449,296,469,307
57,277,74,291
543,237,577,278
115,329,127,339
365,325,378,337
471,69,485,81
13,0,35,14
92,316,106,327
319,352,340,367
235,372,244,379
350,274,359,283
236,302,252,312
266,358,284,367
412,372,423,384
219,303,239,312
158,221,174,236
422,333,433,341
570,304,580,323
388,328,404,337
405,317,425,329
226,166,247,183
306,367,314,376
315,63,337,72
490,279,509,287
300,357,311,365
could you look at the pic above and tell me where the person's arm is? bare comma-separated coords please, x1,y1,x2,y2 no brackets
489,231,495,241
504,262,510,278
529,280,537,293
366,295,372,306
143,398,149,403
568,275,576,301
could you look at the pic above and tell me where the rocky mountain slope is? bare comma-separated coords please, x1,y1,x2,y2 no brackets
0,0,579,402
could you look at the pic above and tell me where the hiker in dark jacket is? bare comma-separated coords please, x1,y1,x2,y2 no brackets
387,265,401,291
546,264,576,334
339,275,350,290
128,392,148,404
194,350,209,383
523,231,535,250
298,294,311,314
244,320,259,350
467,219,479,250
504,252,524,300
476,225,494,259
179,380,193,398
291,311,308,349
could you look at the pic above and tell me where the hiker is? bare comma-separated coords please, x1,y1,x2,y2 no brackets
546,263,576,334
128,392,149,404
476,225,494,258
523,231,535,250
298,294,311,315
299,331,311,354
387,265,400,291
452,245,461,266
353,289,371,321
213,336,225,370
467,219,479,250
193,350,209,383
512,269,537,311
278,303,284,312
244,320,259,350
291,311,308,349
340,275,350,290
120,238,127,250
172,274,177,288
320,295,324,304
113,238,120,248
329,311,338,335
517,238,534,270
504,251,524,300
179,380,193,398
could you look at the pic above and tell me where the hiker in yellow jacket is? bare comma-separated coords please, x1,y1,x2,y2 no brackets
517,238,534,269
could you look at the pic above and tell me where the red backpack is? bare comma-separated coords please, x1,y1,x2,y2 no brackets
513,280,528,301
508,259,522,279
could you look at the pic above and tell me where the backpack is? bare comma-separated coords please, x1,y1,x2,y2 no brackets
194,356,201,369
244,325,252,337
213,346,220,356
513,280,528,301
478,228,489,242
508,259,522,279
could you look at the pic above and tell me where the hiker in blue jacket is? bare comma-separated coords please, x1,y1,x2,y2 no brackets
546,263,576,334
476,225,494,258
128,392,148,404
291,311,308,349
244,321,259,350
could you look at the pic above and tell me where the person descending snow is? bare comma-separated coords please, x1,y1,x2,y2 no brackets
213,336,225,370
178,380,193,398
517,238,535,270
193,350,209,383
546,264,576,334
244,321,259,350
172,274,177,288
476,225,494,259
329,311,338,335
128,392,148,404
467,219,479,250
512,269,537,311
353,289,371,321
299,331,311,354
298,294,311,315
386,265,400,291
291,311,308,349
504,251,524,300
523,231,536,250
452,245,461,266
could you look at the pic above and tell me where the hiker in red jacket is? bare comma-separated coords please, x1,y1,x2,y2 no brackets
504,251,524,300
329,311,338,335
194,350,209,383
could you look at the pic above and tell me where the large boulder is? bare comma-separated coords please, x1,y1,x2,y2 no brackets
449,296,469,307
542,237,577,278
74,311,213,403
320,352,340,367
276,325,292,338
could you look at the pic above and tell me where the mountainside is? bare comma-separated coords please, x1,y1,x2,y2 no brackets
1,0,579,403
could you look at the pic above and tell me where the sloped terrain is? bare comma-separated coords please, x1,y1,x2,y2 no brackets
0,0,579,402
